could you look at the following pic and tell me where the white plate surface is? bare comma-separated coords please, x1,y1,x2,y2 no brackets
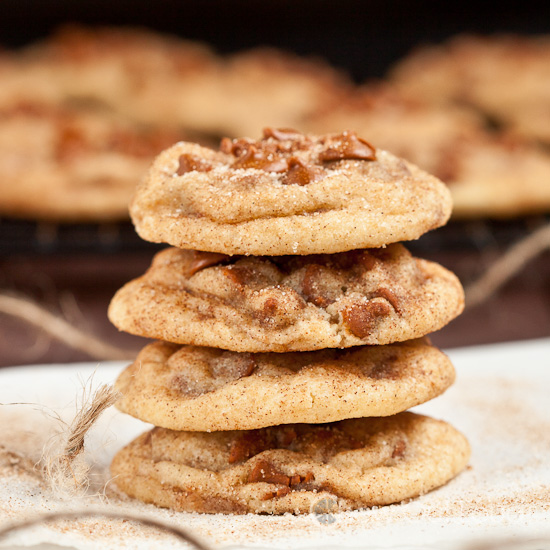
0,339,549,550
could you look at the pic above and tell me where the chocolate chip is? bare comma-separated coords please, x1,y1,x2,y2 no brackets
278,426,298,447
56,124,87,160
343,301,392,339
303,471,315,483
276,486,291,497
392,439,407,459
290,474,301,486
228,430,274,464
232,145,289,172
369,359,399,380
282,157,325,186
302,264,335,307
371,287,401,314
222,265,254,288
357,251,378,271
262,297,280,317
319,132,376,162
177,153,213,175
219,137,234,154
263,127,303,140
212,352,256,379
248,459,290,485
185,251,231,277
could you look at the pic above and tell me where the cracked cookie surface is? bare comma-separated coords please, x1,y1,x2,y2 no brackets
115,339,455,431
108,243,464,352
111,412,470,514
130,129,452,255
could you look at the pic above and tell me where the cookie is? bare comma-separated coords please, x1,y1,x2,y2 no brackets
430,133,550,218
3,25,220,130
0,50,63,110
130,129,453,255
108,244,464,352
390,34,550,144
111,412,470,514
115,339,455,431
0,101,183,221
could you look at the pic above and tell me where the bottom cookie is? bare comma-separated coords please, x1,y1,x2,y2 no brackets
111,412,470,514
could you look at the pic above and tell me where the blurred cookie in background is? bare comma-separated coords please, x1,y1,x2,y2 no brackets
175,48,353,139
0,101,184,222
389,34,550,145
2,25,220,131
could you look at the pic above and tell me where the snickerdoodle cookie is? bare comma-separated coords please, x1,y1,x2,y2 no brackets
129,129,452,255
304,84,482,176
115,339,455,431
175,48,352,139
108,244,464,352
111,412,470,514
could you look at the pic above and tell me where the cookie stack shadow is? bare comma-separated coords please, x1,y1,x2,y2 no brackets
108,128,470,514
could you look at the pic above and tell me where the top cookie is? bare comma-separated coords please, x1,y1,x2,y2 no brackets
130,129,452,255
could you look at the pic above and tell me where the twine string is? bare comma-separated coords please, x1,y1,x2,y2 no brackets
0,511,213,550
41,383,120,496
464,222,550,308
0,292,135,360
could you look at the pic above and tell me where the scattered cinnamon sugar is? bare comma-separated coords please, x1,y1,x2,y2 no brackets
0,342,549,548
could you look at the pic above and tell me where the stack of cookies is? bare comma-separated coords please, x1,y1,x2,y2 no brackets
108,128,470,514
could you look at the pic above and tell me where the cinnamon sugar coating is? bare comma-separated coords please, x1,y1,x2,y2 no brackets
115,339,455,431
130,129,452,255
110,412,470,514
108,243,464,352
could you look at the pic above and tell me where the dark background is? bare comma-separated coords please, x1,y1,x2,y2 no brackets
2,0,550,81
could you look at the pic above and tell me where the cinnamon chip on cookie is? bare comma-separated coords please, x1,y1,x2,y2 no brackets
111,412,470,514
115,339,455,431
129,129,452,255
108,243,464,352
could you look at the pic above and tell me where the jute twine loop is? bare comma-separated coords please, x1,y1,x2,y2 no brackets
42,384,120,497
